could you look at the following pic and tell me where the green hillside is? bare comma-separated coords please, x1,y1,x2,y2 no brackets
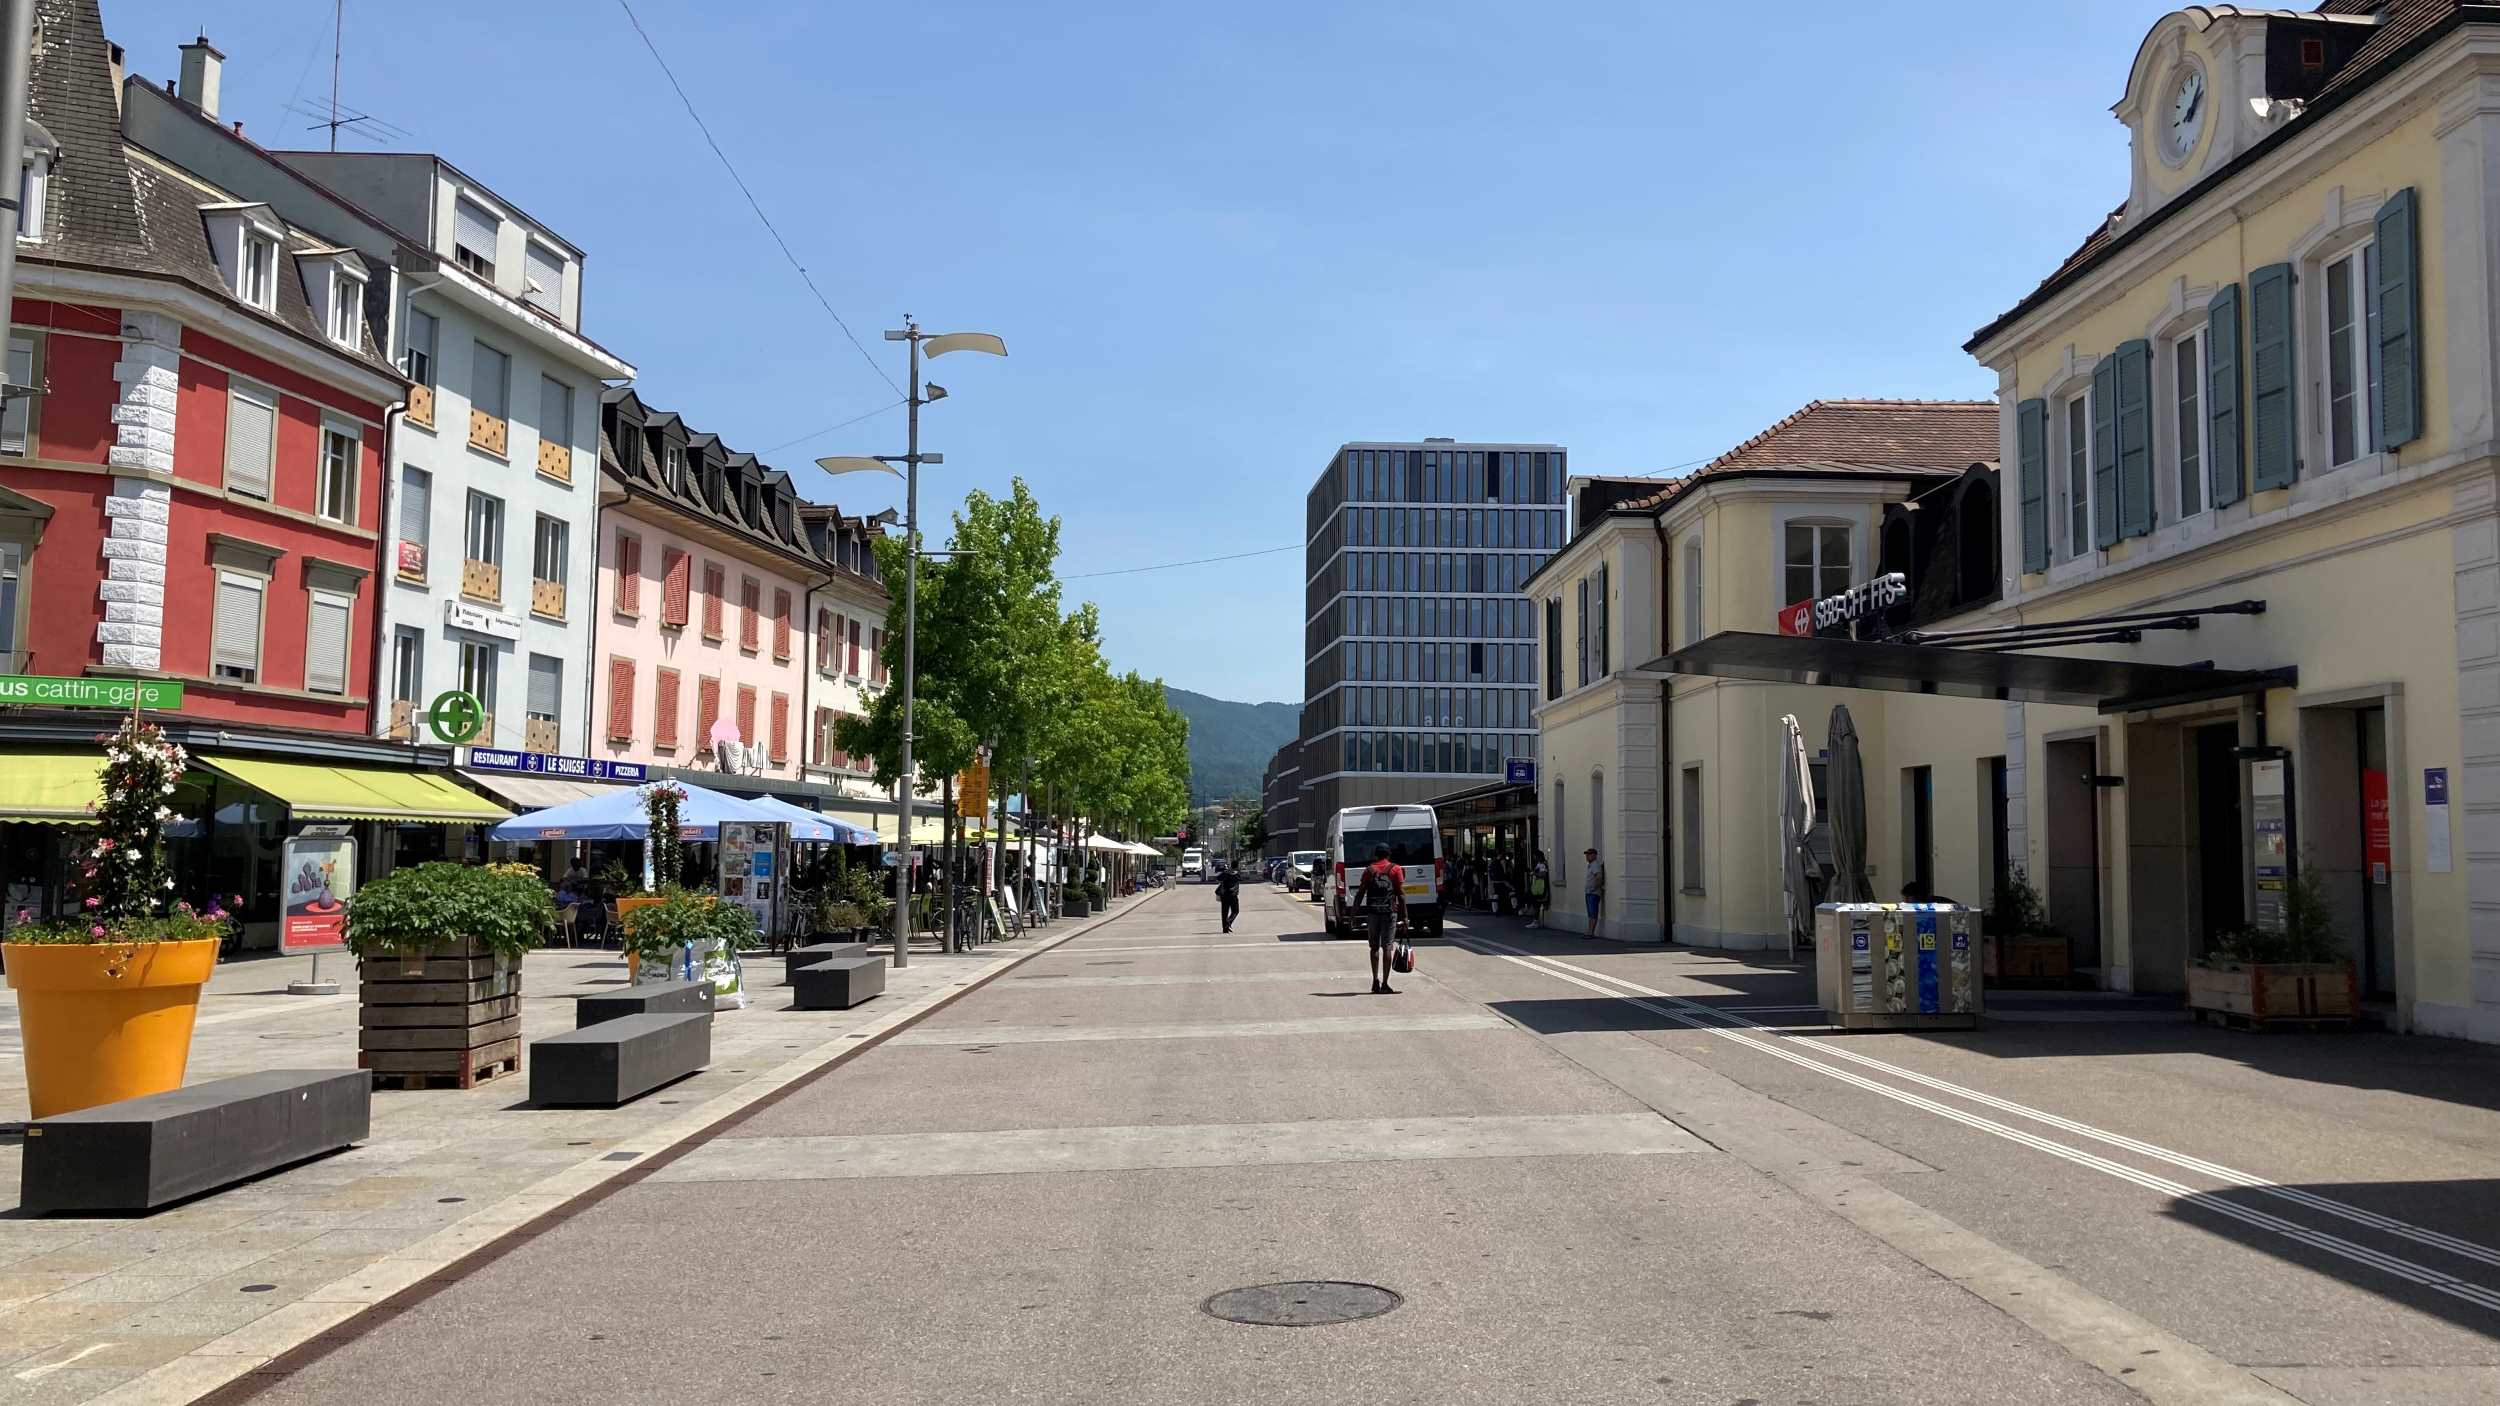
1164,686,1298,804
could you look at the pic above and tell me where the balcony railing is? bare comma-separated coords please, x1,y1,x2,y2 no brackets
406,382,435,430
462,558,502,604
530,577,565,619
468,409,508,457
536,439,572,484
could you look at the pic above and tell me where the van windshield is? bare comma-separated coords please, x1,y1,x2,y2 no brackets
1340,828,1435,869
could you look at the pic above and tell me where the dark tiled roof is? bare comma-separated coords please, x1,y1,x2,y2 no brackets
1615,400,1997,513
597,396,873,583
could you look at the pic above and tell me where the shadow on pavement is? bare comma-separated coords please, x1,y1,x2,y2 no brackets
2161,1179,2500,1341
1921,1021,2500,1115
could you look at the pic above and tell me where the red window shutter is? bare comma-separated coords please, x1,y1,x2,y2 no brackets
696,675,720,746
661,549,690,627
654,667,681,748
770,692,790,763
736,684,757,744
847,619,861,675
606,658,635,742
701,565,724,638
810,706,828,765
616,534,642,616
772,590,792,659
832,710,851,768
740,579,760,650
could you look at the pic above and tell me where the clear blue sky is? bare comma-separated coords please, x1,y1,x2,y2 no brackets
109,0,2176,705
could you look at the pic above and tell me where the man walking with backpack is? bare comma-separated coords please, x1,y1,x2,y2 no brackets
1214,863,1241,933
1357,843,1406,994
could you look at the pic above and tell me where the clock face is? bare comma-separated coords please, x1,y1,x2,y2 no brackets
2163,64,2206,164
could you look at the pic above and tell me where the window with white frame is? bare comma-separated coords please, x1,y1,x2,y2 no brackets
2060,388,2092,557
472,341,509,422
304,585,353,696
531,513,567,588
0,540,24,669
397,465,430,577
526,653,561,726
400,306,436,386
663,444,683,492
1681,534,1703,645
464,490,503,568
328,271,364,346
240,230,278,309
457,636,497,717
2,332,39,455
212,570,264,683
453,196,498,280
224,380,277,499
539,376,572,455
390,626,423,712
16,155,47,241
315,425,357,524
2171,327,2208,518
1782,522,1850,606
2322,242,2380,469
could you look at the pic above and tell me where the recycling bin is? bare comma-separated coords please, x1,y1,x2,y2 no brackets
1814,903,1982,1030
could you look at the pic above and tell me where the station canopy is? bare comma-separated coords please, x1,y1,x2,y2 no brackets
1650,632,2291,714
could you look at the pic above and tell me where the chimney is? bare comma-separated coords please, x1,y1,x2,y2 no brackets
108,44,125,113
177,35,222,120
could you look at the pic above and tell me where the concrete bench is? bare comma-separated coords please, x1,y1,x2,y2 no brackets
792,955,886,1011
784,942,871,985
577,979,714,1028
19,1070,370,1215
530,1011,713,1107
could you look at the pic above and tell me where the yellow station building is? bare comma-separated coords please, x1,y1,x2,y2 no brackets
1537,3,2500,1044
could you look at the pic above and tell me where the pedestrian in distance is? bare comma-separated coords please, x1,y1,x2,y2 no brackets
1357,842,1406,994
1214,863,1241,934
1526,852,1549,929
1583,846,1605,937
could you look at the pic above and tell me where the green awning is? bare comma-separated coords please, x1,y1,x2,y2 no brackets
0,751,105,825
200,755,511,825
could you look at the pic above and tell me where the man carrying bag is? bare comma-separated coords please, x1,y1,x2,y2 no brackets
1356,843,1407,995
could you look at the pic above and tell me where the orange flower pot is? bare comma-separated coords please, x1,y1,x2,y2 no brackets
4,939,218,1118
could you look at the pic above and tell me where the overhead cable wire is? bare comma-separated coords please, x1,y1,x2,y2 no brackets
759,399,906,455
1064,544,1302,580
615,0,904,399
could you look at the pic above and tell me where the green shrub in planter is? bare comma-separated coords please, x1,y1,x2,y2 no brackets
345,862,554,960
618,887,757,967
1083,880,1105,908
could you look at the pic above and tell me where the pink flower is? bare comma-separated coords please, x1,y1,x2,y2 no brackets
13,907,27,922
88,924,104,938
83,896,99,909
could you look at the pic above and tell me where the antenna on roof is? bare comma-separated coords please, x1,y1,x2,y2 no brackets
295,3,410,150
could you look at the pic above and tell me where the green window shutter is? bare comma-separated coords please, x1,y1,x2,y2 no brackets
2250,261,2297,490
2207,283,2244,508
2115,338,2153,538
2374,186,2421,450
2091,356,2119,549
2016,398,2048,572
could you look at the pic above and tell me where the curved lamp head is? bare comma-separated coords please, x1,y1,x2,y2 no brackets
816,455,902,479
922,331,1007,360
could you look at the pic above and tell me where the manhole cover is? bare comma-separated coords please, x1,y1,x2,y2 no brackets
1202,1281,1401,1327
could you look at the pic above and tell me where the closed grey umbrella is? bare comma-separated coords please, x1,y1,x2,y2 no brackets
1779,714,1818,959
1825,703,1872,903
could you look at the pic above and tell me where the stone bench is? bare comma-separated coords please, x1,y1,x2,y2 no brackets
577,979,714,1027
530,1011,713,1107
19,1070,370,1215
784,942,871,985
792,955,886,1011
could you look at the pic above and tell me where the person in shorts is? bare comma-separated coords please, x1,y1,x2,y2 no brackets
1583,847,1606,937
1357,843,1406,994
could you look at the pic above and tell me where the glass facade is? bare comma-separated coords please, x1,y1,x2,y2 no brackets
1301,443,1565,786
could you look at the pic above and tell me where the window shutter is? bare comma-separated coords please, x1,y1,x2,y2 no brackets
455,199,498,259
740,579,759,650
2375,186,2421,451
702,567,724,637
606,657,634,741
773,589,792,659
2250,261,2297,490
848,619,861,675
736,684,757,743
213,575,261,673
654,667,681,748
770,692,790,763
2016,398,2048,572
226,389,275,498
398,467,430,553
305,592,351,695
2115,339,2153,539
1575,577,1589,686
2206,284,2244,509
695,675,720,745
616,534,641,616
1595,562,1609,674
661,549,689,626
2090,356,2119,549
871,628,885,681
524,243,563,312
529,654,563,719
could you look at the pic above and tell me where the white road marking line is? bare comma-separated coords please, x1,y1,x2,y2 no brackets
1058,941,1294,954
1456,937,2500,1315
17,1342,113,1380
1478,940,2500,1275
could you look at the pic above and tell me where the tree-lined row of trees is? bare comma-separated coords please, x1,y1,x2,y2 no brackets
833,479,1190,936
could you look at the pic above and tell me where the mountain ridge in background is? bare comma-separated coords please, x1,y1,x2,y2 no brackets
1164,685,1297,804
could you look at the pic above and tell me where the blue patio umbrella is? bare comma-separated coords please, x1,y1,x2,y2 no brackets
741,794,878,846
487,779,781,842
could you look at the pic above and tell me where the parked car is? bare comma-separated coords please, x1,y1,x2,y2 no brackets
1288,850,1326,894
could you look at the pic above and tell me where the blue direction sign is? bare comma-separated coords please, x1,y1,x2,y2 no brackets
1504,759,1537,785
464,747,649,784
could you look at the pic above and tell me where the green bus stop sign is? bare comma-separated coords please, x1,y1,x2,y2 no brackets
427,690,485,745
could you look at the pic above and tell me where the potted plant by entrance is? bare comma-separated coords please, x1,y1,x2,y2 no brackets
618,888,757,999
346,861,553,1087
4,719,228,1118
1083,878,1106,914
2189,861,2356,1027
1984,866,2070,988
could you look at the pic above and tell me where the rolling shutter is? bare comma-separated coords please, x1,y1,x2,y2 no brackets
454,198,498,264
398,466,430,556
2207,285,2244,508
529,653,563,720
2016,398,2048,572
213,574,262,675
661,549,689,627
225,387,275,499
2250,262,2297,490
2114,339,2153,539
524,243,564,313
305,591,351,695
2090,356,2119,549
606,657,634,741
2374,187,2421,451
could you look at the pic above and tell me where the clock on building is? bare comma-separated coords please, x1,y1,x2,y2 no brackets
2161,61,2206,166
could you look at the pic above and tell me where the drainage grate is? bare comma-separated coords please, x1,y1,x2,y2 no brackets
1202,1281,1402,1328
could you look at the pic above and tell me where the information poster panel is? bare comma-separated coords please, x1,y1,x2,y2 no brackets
280,834,355,953
2251,757,2289,932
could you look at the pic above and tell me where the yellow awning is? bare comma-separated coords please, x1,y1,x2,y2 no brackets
0,751,106,825
201,755,511,825
872,813,950,846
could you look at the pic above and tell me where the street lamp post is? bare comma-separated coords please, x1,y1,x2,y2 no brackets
818,319,1006,969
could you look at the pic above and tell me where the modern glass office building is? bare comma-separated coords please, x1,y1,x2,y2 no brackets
1295,439,1567,846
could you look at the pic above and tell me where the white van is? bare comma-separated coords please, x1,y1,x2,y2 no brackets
1180,847,1206,879
1324,805,1443,937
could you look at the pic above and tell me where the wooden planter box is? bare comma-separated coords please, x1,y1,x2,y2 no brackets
358,939,523,1088
1991,933,2072,989
2188,959,2356,1029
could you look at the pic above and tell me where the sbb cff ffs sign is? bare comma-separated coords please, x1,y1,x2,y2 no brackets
1777,572,1908,637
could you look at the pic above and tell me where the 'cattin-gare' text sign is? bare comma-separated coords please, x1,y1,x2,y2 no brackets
0,674,184,709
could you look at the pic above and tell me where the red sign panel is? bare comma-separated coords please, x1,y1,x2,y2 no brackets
398,540,426,576
2363,768,2391,883
1777,598,1814,637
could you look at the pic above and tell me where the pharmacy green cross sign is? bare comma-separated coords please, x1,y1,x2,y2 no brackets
427,690,485,745
0,674,184,709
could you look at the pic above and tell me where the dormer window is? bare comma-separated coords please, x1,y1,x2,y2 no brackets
453,196,499,280
15,154,46,242
240,230,275,309
663,444,683,492
328,271,364,346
